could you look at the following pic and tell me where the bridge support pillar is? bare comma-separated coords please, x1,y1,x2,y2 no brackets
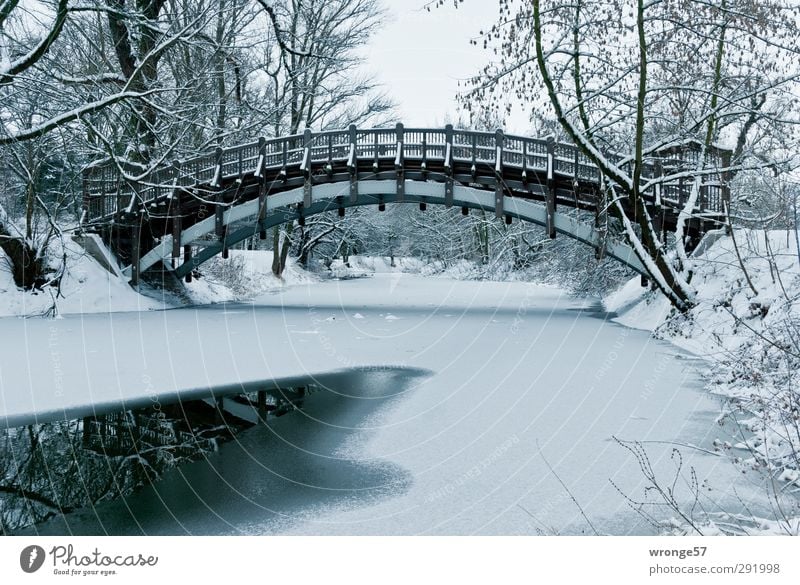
183,245,193,283
172,202,182,260
221,226,229,259
545,188,556,239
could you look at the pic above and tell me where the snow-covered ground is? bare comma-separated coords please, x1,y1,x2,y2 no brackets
0,243,316,317
606,229,800,533
182,249,317,304
19,274,766,536
605,229,800,356
0,238,162,317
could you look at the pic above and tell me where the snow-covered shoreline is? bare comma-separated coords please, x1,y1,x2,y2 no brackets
605,230,800,534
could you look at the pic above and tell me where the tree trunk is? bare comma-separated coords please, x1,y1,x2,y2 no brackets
0,228,42,289
271,223,294,276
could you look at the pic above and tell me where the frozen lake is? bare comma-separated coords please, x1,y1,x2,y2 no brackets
18,275,763,535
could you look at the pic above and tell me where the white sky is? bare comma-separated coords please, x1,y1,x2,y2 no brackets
364,1,530,133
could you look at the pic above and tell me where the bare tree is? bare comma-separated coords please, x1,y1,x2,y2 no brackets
463,0,800,310
255,0,393,276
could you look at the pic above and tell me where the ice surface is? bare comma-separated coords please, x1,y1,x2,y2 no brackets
14,275,765,535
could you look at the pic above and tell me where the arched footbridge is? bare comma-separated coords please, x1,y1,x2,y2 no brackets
81,124,731,283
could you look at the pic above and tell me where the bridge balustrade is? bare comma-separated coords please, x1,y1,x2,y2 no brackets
82,126,731,224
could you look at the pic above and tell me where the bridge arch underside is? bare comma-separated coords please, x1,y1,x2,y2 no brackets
134,180,648,279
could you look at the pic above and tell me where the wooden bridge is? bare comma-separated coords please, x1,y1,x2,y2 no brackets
81,124,731,282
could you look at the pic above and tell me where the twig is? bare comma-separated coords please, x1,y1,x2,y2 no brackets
537,440,599,535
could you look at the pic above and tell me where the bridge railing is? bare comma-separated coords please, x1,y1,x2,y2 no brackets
82,126,731,222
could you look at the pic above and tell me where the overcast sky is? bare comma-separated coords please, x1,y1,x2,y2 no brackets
364,1,529,133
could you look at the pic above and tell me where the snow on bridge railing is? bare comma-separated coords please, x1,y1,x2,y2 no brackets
81,126,731,222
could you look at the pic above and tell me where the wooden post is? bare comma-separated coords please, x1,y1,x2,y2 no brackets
546,137,556,239
373,130,380,174
521,140,529,185
494,128,504,220
257,136,266,178
444,124,454,208
327,132,334,176
421,130,428,175
302,128,313,208
99,414,108,448
171,161,182,260
349,124,359,203
214,147,224,238
470,132,478,179
257,137,268,240
573,147,580,185
281,137,289,181
395,122,404,202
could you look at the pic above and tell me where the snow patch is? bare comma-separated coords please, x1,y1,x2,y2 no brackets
0,239,163,318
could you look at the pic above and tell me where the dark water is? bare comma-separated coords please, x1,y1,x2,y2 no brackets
27,369,427,535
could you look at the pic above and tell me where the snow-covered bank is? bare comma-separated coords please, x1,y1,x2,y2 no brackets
605,229,800,534
0,238,163,318
0,244,320,317
605,230,800,357
182,249,317,304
